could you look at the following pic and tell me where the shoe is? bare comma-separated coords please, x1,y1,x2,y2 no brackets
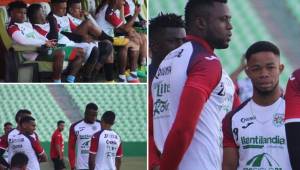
137,66,147,78
127,73,140,83
118,77,127,83
125,69,130,77
113,36,129,46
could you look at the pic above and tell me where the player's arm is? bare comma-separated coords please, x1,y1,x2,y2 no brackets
149,92,161,169
8,25,47,46
0,135,9,168
285,69,300,169
68,124,77,170
55,138,63,160
159,56,222,170
222,113,239,170
89,132,99,170
31,135,47,162
115,143,123,170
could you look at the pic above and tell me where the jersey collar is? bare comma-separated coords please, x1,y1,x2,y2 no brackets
186,35,214,53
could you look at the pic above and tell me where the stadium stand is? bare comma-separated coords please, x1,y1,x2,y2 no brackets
150,0,294,86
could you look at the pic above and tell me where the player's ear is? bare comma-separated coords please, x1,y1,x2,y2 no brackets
279,63,284,74
195,16,207,30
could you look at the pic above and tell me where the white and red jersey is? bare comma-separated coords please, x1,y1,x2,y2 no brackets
223,98,292,170
150,35,239,170
89,129,123,170
285,69,300,123
7,22,48,61
53,14,77,33
68,120,101,169
67,13,83,27
95,4,123,37
0,129,44,170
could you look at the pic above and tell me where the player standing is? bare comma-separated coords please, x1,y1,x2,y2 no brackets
50,120,66,170
68,103,101,170
149,0,240,169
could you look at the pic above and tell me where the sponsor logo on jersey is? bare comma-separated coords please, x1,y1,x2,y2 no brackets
273,113,284,127
205,55,217,60
241,136,285,149
242,122,254,129
241,116,256,123
79,134,92,140
153,99,169,118
8,138,24,143
153,82,170,97
155,66,172,79
244,153,281,170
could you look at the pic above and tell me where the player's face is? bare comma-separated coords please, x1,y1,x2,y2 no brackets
151,27,186,62
53,3,67,17
69,3,82,19
4,125,12,134
246,51,284,95
23,121,36,135
35,8,46,24
11,8,27,23
85,109,98,123
58,123,64,131
206,2,232,49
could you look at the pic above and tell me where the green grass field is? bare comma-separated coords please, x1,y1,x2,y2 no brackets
40,157,146,170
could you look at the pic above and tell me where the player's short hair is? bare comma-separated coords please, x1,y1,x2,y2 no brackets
8,1,27,15
245,41,280,61
86,103,98,111
27,3,42,23
57,120,65,126
10,152,28,168
149,13,185,40
15,109,32,123
19,116,35,126
51,0,68,4
185,0,227,30
101,111,115,125
4,122,12,127
67,0,81,6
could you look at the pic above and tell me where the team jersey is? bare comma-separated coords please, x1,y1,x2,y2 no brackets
223,97,292,170
150,35,238,170
53,14,76,33
67,13,83,27
0,136,8,162
69,120,101,169
89,129,123,170
95,4,123,37
285,69,300,123
50,129,64,159
0,129,44,170
7,22,48,61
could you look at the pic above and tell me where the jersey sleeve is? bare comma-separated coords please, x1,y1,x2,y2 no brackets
232,91,241,111
89,131,100,155
222,111,238,148
285,69,300,122
124,2,131,17
116,143,123,157
105,7,123,28
68,124,77,169
0,135,8,150
159,55,222,170
28,135,44,155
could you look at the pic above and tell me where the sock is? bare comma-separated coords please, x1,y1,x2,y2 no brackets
98,32,113,42
119,74,126,80
66,75,75,83
53,79,61,83
104,63,114,81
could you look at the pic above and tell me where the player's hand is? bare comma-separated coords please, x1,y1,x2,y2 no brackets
45,40,56,48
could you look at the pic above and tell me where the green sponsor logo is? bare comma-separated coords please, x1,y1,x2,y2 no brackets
244,153,281,170
241,136,285,149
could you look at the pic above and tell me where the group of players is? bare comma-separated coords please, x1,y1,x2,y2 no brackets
6,0,147,83
149,0,300,170
0,103,123,170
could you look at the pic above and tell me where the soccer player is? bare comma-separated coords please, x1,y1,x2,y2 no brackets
68,103,101,170
1,122,13,163
285,68,300,169
95,0,142,83
222,41,292,169
66,0,117,82
1,116,47,170
148,13,186,83
149,0,240,169
0,109,32,169
89,111,123,170
50,120,66,170
7,1,82,83
10,152,29,170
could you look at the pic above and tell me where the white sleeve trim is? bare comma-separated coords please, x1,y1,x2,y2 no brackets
285,118,300,124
